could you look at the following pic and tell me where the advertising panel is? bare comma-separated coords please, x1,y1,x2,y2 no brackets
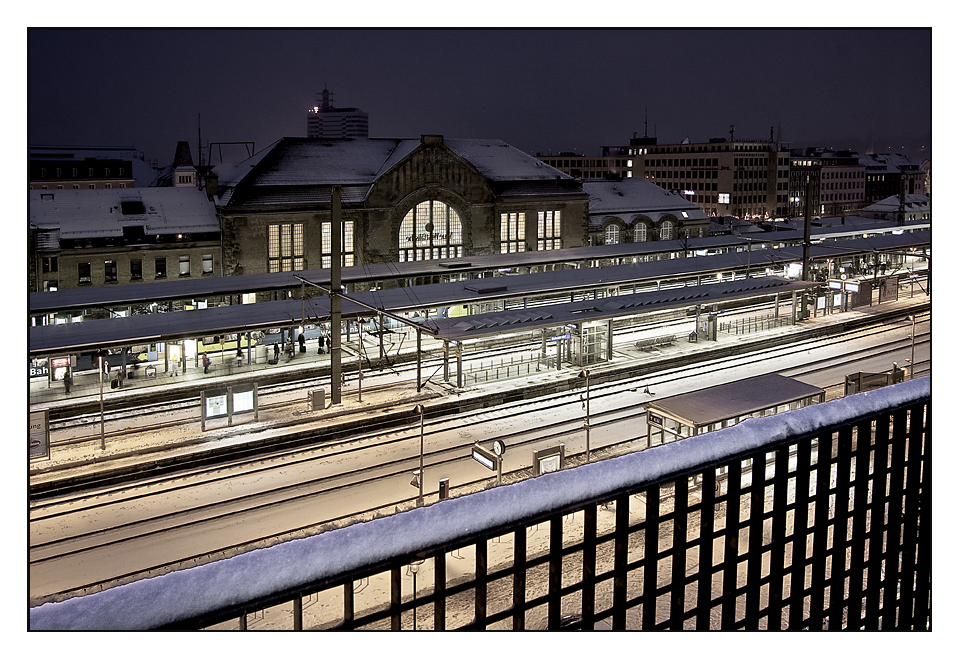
205,393,228,418
233,388,255,414
29,409,50,460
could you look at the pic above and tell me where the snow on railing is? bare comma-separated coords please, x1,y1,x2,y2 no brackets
30,377,931,630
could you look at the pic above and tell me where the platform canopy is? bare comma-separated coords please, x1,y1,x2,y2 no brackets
645,373,825,429
426,276,817,342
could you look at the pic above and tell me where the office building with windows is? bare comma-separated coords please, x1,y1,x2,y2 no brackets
306,88,369,140
859,153,926,205
540,134,791,220
28,187,221,300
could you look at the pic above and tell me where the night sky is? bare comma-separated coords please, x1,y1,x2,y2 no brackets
28,28,933,168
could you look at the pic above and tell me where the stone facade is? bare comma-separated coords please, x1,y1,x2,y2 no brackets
215,136,590,285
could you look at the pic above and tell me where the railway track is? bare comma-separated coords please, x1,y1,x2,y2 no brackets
29,315,930,605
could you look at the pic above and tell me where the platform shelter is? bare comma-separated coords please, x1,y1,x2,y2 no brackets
645,373,825,448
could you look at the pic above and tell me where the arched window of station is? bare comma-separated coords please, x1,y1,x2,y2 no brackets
398,200,464,262
659,219,675,241
632,221,648,243
604,222,621,245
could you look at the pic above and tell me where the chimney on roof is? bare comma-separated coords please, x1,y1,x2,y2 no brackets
204,172,219,201
422,135,444,147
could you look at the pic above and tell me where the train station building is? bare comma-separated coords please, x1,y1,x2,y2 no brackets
211,135,590,285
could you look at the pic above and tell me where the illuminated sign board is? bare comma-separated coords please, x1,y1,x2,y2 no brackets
205,394,228,418
201,384,259,430
471,444,497,471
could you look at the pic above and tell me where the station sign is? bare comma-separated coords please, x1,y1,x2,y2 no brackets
29,361,49,378
648,412,664,426
471,444,497,471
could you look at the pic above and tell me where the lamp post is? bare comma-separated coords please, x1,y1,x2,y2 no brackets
357,318,364,402
911,315,917,378
98,354,105,450
414,404,424,506
579,369,590,462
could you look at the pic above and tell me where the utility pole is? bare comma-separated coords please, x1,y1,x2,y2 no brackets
802,176,813,281
331,186,342,405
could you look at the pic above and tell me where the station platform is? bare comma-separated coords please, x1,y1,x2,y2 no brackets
29,292,930,489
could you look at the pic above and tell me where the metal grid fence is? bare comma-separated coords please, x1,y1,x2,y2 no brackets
173,394,930,631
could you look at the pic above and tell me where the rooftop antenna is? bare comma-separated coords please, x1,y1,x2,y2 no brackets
197,113,202,168
729,125,735,142
644,107,649,138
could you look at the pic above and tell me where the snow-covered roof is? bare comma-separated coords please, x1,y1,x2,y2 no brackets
584,179,709,227
30,145,162,188
444,139,570,181
858,153,922,172
647,373,824,427
29,187,220,239
212,137,576,208
859,194,931,214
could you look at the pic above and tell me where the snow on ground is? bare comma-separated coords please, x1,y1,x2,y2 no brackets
29,377,930,630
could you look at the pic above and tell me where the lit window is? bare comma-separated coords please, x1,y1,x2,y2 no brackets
537,210,562,250
179,255,191,276
269,223,306,272
605,224,620,245
202,254,214,274
660,220,675,240
633,223,647,243
500,212,526,254
320,221,354,268
399,201,463,262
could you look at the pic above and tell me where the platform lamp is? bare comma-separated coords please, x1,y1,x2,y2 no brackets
579,369,590,462
413,404,425,506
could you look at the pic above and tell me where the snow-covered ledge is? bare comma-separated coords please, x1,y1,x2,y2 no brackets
30,377,930,630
